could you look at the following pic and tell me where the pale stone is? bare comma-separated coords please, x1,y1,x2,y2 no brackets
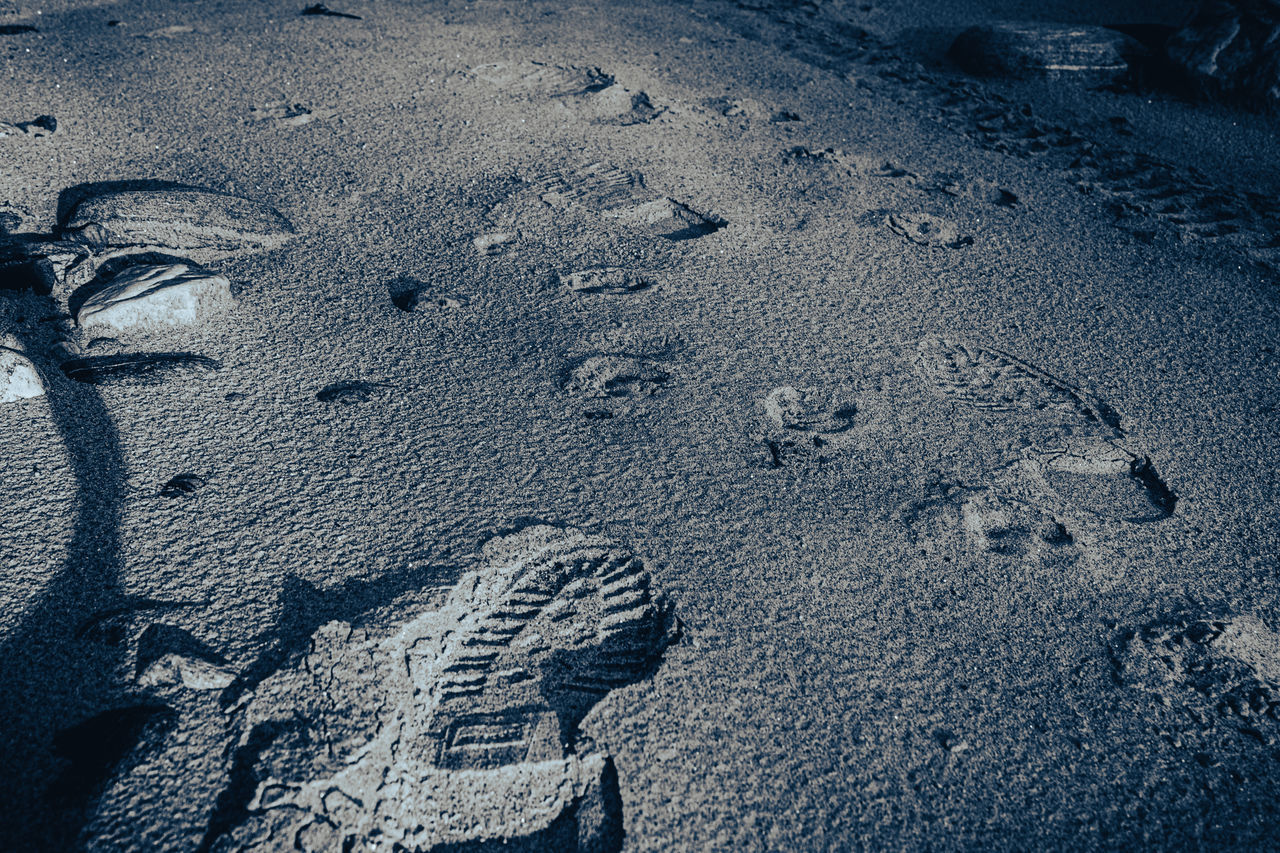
0,344,42,402
76,263,233,332
137,653,236,690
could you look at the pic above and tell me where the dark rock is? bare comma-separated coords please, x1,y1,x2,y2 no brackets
950,22,1147,85
1167,0,1280,110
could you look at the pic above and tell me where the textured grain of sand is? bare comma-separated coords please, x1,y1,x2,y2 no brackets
1,0,1279,849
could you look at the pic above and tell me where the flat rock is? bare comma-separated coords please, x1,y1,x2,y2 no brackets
60,186,294,254
0,343,42,402
949,22,1146,84
76,263,233,332
1167,0,1280,110
137,653,236,690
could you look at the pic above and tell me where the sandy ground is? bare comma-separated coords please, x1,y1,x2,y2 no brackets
2,0,1280,850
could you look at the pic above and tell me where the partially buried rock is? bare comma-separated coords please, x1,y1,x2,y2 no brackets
76,263,233,333
950,22,1146,85
0,239,95,295
1166,0,1280,111
0,342,43,402
60,186,294,255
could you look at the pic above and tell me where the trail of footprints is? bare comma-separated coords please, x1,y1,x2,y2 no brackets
0,38,1255,848
727,2,1280,271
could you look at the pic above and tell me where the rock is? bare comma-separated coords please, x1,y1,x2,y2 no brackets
949,22,1147,84
560,267,653,295
60,186,294,255
1167,0,1280,110
137,653,236,690
0,239,96,295
473,231,517,256
76,263,233,332
0,342,43,402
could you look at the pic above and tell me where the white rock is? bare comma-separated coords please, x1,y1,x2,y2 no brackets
473,231,517,256
137,652,236,690
0,344,43,402
76,263,233,332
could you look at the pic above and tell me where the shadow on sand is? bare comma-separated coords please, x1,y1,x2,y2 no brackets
0,288,131,849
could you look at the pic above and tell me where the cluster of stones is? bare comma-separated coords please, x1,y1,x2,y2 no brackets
0,184,293,400
948,7,1280,112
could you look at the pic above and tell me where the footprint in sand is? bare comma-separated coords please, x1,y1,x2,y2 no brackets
1114,613,1280,734
473,231,518,257
563,354,671,399
886,212,972,248
1027,438,1176,523
470,61,614,97
906,337,1176,559
140,25,195,39
534,163,726,242
559,267,654,296
537,162,645,212
708,97,800,123
0,114,56,138
900,479,1080,563
97,525,676,851
58,184,294,262
914,337,1121,434
930,173,1019,208
315,380,393,404
573,85,667,125
301,4,362,20
389,278,468,311
248,101,336,128
755,385,863,467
